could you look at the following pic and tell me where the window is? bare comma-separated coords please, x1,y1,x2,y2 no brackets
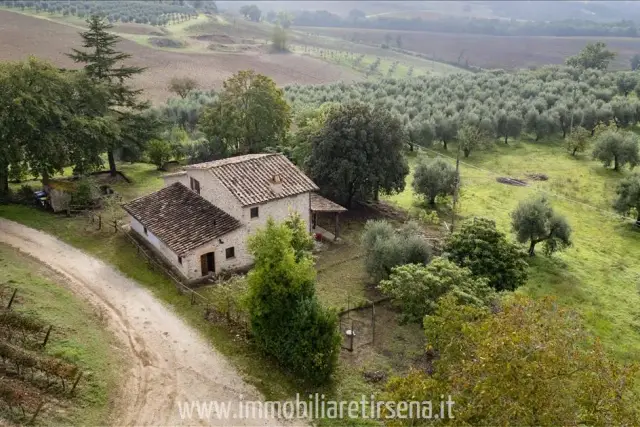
250,207,259,218
143,226,148,235
190,177,201,195
178,256,183,265
225,247,235,259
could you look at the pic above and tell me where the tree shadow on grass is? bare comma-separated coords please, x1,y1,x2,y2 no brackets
524,254,588,305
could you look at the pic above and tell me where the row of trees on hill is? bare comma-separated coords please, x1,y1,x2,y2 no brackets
0,0,216,25
151,44,640,215
0,15,160,198
291,8,640,38
161,43,640,152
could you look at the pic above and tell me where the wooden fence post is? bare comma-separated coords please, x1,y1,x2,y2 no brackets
7,289,17,309
70,372,83,394
41,325,53,348
28,401,46,425
371,302,375,346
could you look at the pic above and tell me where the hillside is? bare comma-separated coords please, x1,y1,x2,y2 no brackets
302,26,640,70
0,10,359,103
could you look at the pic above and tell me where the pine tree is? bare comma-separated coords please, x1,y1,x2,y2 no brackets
68,15,149,176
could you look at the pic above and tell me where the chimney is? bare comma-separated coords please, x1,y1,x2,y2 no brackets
270,174,283,196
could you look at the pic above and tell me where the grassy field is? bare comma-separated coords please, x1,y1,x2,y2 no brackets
5,141,638,421
386,139,640,360
288,45,461,78
0,243,125,425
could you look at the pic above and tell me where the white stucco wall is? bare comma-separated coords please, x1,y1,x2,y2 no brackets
185,169,244,219
136,168,313,280
129,214,189,277
242,192,311,235
182,226,253,279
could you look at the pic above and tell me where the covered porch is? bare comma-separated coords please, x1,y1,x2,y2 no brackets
310,193,347,241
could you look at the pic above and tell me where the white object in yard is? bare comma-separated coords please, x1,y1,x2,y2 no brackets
346,329,355,337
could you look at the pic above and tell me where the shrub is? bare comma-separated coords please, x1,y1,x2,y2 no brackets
247,217,340,384
379,258,495,323
70,178,99,209
146,139,173,170
362,220,431,282
444,217,528,291
16,185,35,205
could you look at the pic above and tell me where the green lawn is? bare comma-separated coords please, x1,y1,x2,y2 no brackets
0,243,125,425
386,139,640,360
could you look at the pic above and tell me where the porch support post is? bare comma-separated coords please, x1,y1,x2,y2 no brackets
335,213,340,241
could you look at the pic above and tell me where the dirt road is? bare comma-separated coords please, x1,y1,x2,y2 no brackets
0,219,284,426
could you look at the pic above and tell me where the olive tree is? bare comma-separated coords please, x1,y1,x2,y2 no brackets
592,129,640,171
565,126,591,156
495,111,523,144
412,157,457,206
511,197,572,256
613,173,640,223
457,123,491,157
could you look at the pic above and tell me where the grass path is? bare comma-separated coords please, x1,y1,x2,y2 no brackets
387,140,640,360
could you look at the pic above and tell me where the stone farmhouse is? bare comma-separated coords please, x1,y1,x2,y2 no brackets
122,153,346,281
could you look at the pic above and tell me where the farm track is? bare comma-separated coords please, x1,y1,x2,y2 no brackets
0,219,285,426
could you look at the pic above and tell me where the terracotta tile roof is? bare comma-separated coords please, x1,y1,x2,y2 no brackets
310,193,347,212
186,153,319,206
122,182,241,255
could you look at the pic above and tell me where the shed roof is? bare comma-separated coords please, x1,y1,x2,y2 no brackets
185,153,319,206
310,193,347,213
122,182,241,255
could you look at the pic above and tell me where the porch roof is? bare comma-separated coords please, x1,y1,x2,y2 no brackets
310,193,347,213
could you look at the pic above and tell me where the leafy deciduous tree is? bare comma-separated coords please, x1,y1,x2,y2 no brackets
456,123,491,157
444,217,528,291
565,41,616,70
307,102,409,207
384,295,640,426
199,70,291,156
565,126,591,156
168,76,199,99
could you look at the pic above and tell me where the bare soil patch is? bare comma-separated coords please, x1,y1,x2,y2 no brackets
299,26,640,70
0,10,359,104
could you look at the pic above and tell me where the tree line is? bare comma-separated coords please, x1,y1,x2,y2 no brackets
0,15,160,198
0,0,216,26
291,8,640,38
